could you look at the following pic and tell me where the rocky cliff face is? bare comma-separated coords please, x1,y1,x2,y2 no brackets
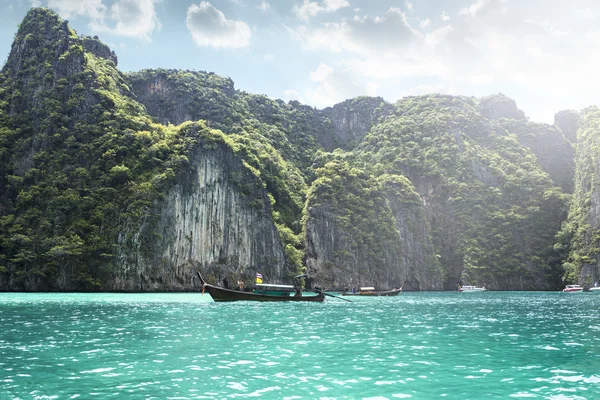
304,194,408,290
114,141,287,291
0,8,584,292
554,109,580,143
0,10,291,292
2,9,85,127
355,94,568,290
128,71,395,171
127,69,236,126
561,107,600,286
303,159,443,290
381,176,443,290
320,97,394,151
81,35,118,65
499,120,575,192
477,95,574,192
478,94,526,120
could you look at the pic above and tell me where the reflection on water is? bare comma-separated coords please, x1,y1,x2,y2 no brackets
1,292,599,399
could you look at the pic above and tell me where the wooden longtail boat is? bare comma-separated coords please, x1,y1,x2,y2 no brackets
197,273,326,302
342,286,402,296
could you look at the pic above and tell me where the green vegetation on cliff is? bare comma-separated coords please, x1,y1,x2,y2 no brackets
0,9,302,290
356,95,568,289
304,155,402,285
560,107,600,285
0,8,586,291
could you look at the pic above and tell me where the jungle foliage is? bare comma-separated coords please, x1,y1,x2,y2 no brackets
560,107,600,284
0,8,588,291
354,95,569,288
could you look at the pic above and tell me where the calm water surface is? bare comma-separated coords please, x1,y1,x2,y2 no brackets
1,291,599,399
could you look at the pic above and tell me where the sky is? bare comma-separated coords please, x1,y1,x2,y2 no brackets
1,0,599,123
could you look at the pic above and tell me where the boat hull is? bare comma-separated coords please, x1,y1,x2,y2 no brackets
342,289,401,297
198,273,325,302
590,287,600,293
563,285,584,293
459,286,486,292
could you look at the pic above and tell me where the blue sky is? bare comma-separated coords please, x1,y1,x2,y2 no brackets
1,0,599,123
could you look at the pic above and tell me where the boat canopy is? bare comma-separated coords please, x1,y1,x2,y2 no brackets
255,283,295,289
360,287,375,291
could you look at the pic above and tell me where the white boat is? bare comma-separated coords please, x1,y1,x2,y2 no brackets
590,287,600,293
562,284,583,293
459,285,486,292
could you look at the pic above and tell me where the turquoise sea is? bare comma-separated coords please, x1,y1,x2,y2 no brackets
1,291,599,399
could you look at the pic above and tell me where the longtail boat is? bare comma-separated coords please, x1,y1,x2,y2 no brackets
342,286,402,296
197,273,326,302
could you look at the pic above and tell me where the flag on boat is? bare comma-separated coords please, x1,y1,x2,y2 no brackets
256,273,263,284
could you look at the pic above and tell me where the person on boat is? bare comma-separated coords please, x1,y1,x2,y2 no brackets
237,280,245,291
294,286,302,297
352,286,356,294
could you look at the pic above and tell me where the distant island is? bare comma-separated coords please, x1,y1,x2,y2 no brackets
0,8,597,292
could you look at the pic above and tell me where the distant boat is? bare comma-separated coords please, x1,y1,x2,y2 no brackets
458,285,486,292
590,287,600,293
563,284,584,293
342,286,402,296
197,273,325,302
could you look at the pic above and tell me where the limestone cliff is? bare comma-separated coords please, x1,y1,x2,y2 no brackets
355,94,568,290
0,9,582,292
127,69,236,126
128,71,392,171
554,109,580,143
478,94,526,121
561,107,600,286
303,159,443,290
81,35,118,66
0,10,291,291
114,140,288,291
499,120,575,193
319,97,394,151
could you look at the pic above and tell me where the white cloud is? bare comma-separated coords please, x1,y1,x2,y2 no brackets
469,74,494,84
288,0,600,122
47,0,106,20
31,0,42,7
283,89,305,103
340,56,450,80
305,64,369,108
293,1,323,21
323,0,349,11
404,1,413,11
292,8,421,54
293,0,349,21
107,0,160,39
397,84,457,98
366,82,379,96
309,62,333,81
459,0,491,17
186,1,251,49
257,0,270,12
47,0,160,40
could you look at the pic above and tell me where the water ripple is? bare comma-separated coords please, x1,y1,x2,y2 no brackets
0,292,599,398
